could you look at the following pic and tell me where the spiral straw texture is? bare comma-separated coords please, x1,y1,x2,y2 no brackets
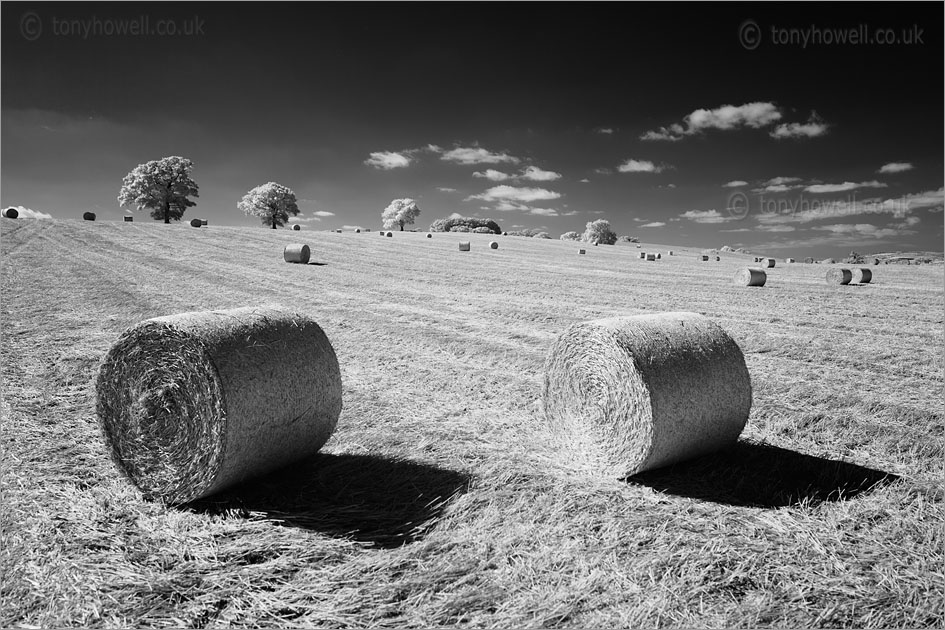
851,268,873,284
95,306,342,504
734,267,766,287
541,312,752,478
284,244,310,264
826,268,853,285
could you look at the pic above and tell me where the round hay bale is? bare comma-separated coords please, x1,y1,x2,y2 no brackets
541,312,751,478
804,257,814,264
636,244,642,248
734,267,766,287
785,258,795,263
83,212,96,221
699,255,709,261
489,241,499,249
190,218,202,228
459,241,471,252
639,252,646,259
668,251,673,256
386,231,393,237
283,243,311,264
201,219,208,226
292,224,301,231
355,228,361,233
826,268,853,285
1,207,18,219
95,306,342,504
763,258,775,268
851,268,873,284
502,231,507,236
871,257,880,265
656,253,662,260
124,216,134,222
579,249,586,255
715,256,721,262
646,253,656,261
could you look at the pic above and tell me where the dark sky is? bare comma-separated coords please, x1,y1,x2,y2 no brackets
2,2,942,257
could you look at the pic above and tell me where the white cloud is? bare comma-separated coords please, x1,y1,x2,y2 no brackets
900,187,944,211
762,185,797,193
342,225,363,231
878,162,914,174
770,113,829,139
618,159,669,174
364,151,411,170
560,210,578,216
579,178,590,183
719,228,753,233
640,222,666,228
6,205,52,220
765,176,802,186
467,185,562,203
593,167,613,175
493,200,530,212
805,181,887,194
290,215,322,223
473,169,512,181
754,189,943,226
529,207,559,216
723,180,748,188
680,209,736,224
441,146,520,165
642,102,782,141
448,212,464,219
756,225,796,232
595,127,615,134
313,210,335,217
436,187,457,193
813,223,901,238
520,165,562,182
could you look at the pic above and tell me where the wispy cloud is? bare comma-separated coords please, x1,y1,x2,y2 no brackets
595,127,615,135
805,181,887,194
364,151,411,170
520,166,562,182
618,159,670,174
640,221,666,228
436,187,457,193
813,223,903,238
723,180,748,188
473,169,512,181
878,162,914,174
467,185,561,203
770,113,829,139
529,207,559,216
579,178,590,183
680,209,737,224
441,146,520,165
313,210,335,217
641,102,783,141
765,176,802,186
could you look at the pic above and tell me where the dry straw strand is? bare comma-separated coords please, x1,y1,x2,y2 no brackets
734,267,766,287
83,212,96,221
459,241,471,251
541,312,752,478
95,305,343,505
826,268,853,285
851,268,873,284
283,244,311,264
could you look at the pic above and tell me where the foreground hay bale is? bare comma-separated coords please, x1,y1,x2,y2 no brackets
124,216,134,222
1,207,18,219
851,268,873,284
283,243,311,264
292,224,301,231
95,306,342,504
826,268,853,285
489,241,499,249
734,267,766,287
190,218,202,228
541,312,751,477
83,212,96,221
459,241,471,251
763,258,776,268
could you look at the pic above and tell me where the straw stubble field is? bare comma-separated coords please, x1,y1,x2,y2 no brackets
1,218,943,628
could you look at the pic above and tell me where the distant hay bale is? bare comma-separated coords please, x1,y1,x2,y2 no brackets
699,255,709,261
489,241,499,249
355,228,361,233
283,243,311,264
336,229,342,233
821,258,836,264
852,268,873,284
95,306,342,504
579,249,586,254
83,212,96,221
656,253,662,259
826,268,853,285
459,241,471,251
124,216,134,222
871,257,880,265
763,258,775,268
715,256,721,262
427,233,432,238
785,258,795,263
541,312,751,478
639,252,646,259
292,224,301,231
502,231,507,236
646,253,656,261
386,231,393,237
805,257,814,264
1,207,18,219
201,219,208,226
668,251,673,256
380,231,385,236
636,244,642,248
734,267,766,287
190,219,202,228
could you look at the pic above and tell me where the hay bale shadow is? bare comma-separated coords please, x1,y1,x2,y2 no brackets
626,439,899,508
187,453,470,547
306,261,328,266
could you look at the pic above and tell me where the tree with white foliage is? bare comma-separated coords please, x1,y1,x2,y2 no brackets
382,198,421,231
238,182,300,229
118,156,199,223
582,219,617,245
